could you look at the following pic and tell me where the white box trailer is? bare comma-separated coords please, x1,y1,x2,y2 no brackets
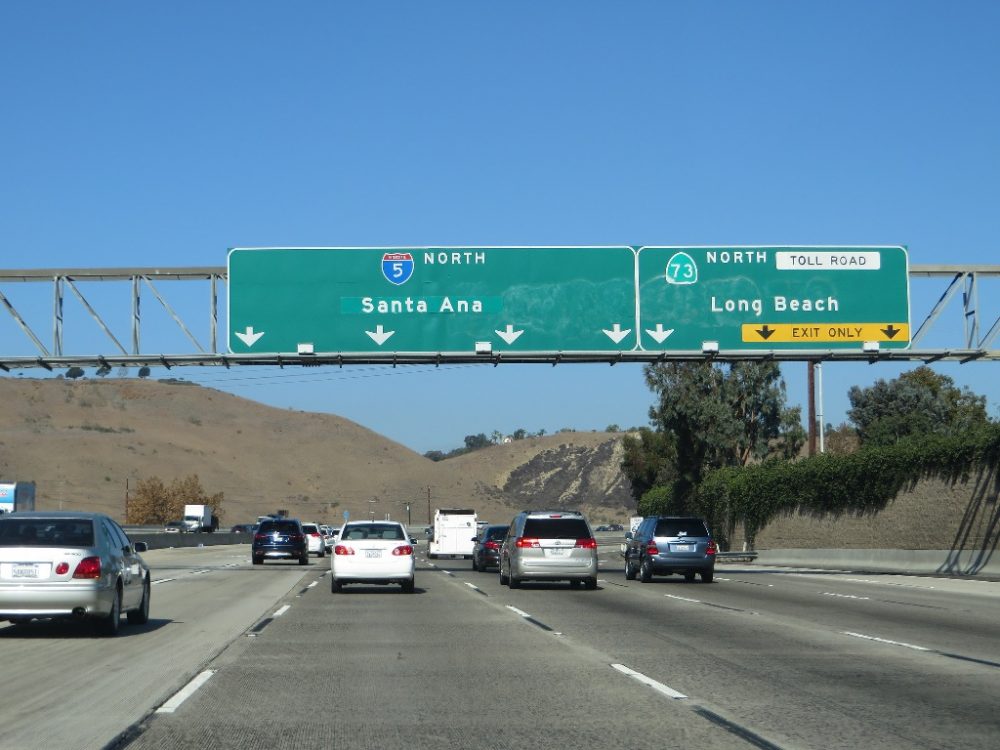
427,508,478,559
0,482,35,514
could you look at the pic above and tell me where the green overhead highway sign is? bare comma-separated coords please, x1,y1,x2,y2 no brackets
228,245,911,355
227,247,637,354
637,246,910,351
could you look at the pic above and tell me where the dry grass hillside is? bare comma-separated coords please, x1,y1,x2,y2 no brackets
0,378,635,527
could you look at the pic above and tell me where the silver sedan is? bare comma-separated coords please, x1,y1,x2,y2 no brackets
0,511,150,635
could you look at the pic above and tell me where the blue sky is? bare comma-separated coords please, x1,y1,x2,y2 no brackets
1,1,998,454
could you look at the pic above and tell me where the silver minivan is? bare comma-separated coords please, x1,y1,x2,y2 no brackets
0,511,150,635
499,510,598,589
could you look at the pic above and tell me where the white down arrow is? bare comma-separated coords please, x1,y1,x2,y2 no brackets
235,326,265,347
645,324,675,344
495,324,524,345
602,323,632,344
366,325,395,346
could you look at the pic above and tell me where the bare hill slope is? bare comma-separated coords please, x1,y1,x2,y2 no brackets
0,378,635,526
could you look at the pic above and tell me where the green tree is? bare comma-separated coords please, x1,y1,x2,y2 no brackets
463,433,491,450
847,367,990,447
626,361,804,521
620,428,677,502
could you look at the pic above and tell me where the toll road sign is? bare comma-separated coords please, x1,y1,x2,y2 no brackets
637,246,910,351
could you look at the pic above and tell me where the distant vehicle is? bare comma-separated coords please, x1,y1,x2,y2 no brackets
595,525,610,532
229,524,256,534
624,516,717,583
183,504,218,533
330,520,415,593
252,518,308,565
471,524,508,572
0,482,35,515
163,520,186,533
608,524,625,532
499,509,598,589
322,526,340,552
301,522,326,557
427,508,478,559
0,511,150,635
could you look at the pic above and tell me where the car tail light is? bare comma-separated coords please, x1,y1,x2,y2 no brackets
574,538,597,549
334,545,355,555
73,556,102,579
392,545,414,556
645,541,659,555
706,539,718,555
515,537,540,548
55,562,70,575
484,540,500,551
254,533,268,542
309,532,320,537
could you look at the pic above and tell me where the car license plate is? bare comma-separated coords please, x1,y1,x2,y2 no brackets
671,544,693,552
12,564,39,578
365,550,382,558
547,548,569,557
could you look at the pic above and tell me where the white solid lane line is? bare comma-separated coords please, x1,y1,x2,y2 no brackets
842,631,930,651
156,670,217,713
611,664,687,699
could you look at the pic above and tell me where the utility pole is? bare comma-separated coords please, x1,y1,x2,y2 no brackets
125,478,130,523
426,486,431,524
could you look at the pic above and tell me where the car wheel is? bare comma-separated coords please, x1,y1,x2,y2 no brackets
471,556,478,572
299,553,309,566
127,577,151,625
638,558,652,583
624,555,637,580
252,557,262,565
318,549,326,558
569,579,582,588
331,578,342,593
499,562,510,586
684,572,697,582
97,585,122,637
401,579,415,593
509,570,521,589
701,570,714,583
585,576,598,590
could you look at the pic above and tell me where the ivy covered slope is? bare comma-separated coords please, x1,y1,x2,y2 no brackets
696,423,1000,549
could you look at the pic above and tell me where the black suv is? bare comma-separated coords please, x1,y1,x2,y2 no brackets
624,516,716,583
252,518,308,565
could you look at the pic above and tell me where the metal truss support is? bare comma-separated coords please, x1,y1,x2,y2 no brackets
0,264,997,370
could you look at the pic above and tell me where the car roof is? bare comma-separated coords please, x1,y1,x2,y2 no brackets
3,511,108,520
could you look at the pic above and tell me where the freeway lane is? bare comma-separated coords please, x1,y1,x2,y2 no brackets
437,557,1000,749
128,554,762,750
2,544,997,749
0,545,307,750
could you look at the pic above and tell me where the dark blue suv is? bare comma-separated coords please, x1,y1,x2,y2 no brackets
624,516,717,583
252,518,308,565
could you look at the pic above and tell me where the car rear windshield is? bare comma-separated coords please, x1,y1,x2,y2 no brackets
341,524,406,541
302,524,319,533
0,519,95,547
523,518,591,539
258,520,300,534
485,526,508,540
654,518,709,537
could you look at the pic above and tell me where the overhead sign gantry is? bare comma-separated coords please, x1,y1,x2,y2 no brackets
227,245,911,355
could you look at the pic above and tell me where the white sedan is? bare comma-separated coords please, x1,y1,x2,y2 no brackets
330,521,415,593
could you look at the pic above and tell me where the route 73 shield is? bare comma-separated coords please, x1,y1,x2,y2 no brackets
382,252,414,286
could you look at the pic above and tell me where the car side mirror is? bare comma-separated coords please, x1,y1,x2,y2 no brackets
133,541,148,553
624,532,633,540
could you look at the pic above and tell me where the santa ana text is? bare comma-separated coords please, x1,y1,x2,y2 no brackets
360,296,484,314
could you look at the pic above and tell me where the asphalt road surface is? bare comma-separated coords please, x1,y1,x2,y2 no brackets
1,542,997,750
